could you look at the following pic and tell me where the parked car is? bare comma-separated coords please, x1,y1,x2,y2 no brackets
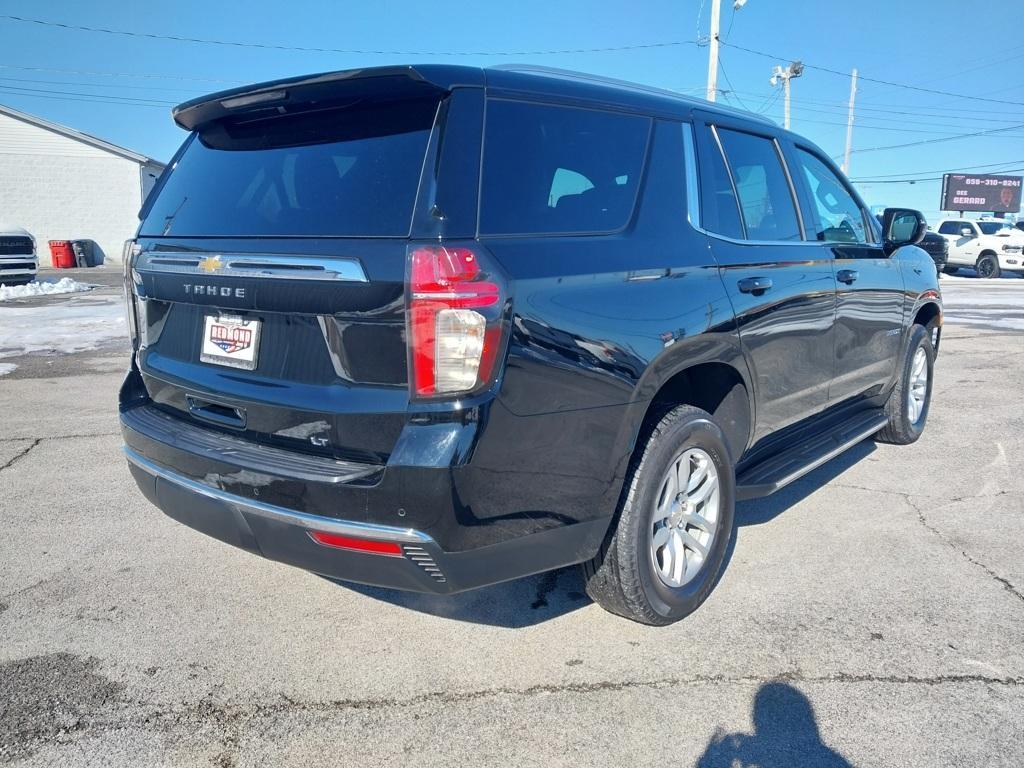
877,215,946,274
120,65,941,625
935,217,1024,277
0,223,37,286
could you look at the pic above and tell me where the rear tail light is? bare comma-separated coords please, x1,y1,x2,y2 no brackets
407,245,506,398
122,240,141,349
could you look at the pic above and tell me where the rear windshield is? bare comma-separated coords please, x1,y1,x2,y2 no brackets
978,222,1012,235
140,98,439,238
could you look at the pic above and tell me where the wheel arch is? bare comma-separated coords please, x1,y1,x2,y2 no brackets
627,339,754,467
907,294,942,356
913,300,941,331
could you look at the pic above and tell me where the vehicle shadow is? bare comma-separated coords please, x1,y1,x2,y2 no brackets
332,565,590,629
736,439,875,527
333,440,876,628
696,681,852,767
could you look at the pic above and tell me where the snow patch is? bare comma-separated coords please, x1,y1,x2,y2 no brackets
0,298,127,358
0,278,96,302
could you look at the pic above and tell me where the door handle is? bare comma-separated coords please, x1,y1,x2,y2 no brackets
837,269,859,284
186,395,246,430
737,276,773,295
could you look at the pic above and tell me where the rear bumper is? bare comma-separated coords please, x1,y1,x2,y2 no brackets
120,395,614,594
124,445,609,594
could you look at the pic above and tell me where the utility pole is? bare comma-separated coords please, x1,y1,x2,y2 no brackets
841,68,858,175
783,76,791,129
705,0,722,102
770,61,804,130
705,1,749,102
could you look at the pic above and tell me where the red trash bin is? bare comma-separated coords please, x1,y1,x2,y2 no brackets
48,240,75,269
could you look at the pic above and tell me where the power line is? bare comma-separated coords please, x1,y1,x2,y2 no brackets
755,88,782,115
760,102,1024,135
0,15,690,56
716,58,753,112
720,40,1024,107
732,95,1024,136
0,88,169,108
852,166,1024,184
782,116,1024,140
719,86,1024,121
852,45,1024,102
851,159,1024,180
0,75,200,94
0,83,175,105
0,62,237,83
841,123,1024,156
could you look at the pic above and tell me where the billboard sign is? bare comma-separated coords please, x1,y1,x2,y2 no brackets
941,173,1022,213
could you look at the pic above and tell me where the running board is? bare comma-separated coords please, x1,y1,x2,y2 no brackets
735,410,888,500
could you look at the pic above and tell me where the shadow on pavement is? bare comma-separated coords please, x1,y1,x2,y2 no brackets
736,440,875,527
697,682,852,767
335,441,876,628
330,565,591,628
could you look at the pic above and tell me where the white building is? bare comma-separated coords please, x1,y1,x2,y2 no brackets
0,104,165,265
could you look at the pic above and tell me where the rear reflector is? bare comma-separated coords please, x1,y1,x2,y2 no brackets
307,531,403,556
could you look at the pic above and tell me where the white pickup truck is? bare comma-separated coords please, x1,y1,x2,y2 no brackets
0,223,37,286
935,218,1024,278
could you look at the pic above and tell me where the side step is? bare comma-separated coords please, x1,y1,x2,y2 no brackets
735,410,888,500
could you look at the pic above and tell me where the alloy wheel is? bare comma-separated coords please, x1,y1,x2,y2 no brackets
650,448,721,588
907,346,928,424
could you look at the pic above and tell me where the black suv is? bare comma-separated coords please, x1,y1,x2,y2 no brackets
120,65,941,625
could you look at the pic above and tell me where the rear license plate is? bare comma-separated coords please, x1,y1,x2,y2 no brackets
200,314,261,370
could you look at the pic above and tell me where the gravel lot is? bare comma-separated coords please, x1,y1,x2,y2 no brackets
1,268,1022,767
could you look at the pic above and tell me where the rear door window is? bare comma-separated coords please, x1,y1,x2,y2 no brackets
715,128,802,242
697,127,745,240
479,101,650,235
140,98,439,238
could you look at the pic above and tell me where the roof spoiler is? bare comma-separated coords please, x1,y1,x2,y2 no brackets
172,65,480,131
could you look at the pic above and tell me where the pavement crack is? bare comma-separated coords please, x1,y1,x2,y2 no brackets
830,485,1024,605
128,672,1024,721
0,438,41,472
909,495,1024,606
7,671,1022,756
1,431,120,444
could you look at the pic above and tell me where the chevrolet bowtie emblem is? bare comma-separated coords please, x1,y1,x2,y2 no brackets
198,255,223,274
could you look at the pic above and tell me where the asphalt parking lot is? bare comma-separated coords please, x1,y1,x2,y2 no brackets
1,268,1023,767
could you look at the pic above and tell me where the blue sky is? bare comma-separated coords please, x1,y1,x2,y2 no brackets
1,0,1022,222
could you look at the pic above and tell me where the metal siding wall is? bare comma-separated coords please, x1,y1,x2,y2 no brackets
0,112,143,264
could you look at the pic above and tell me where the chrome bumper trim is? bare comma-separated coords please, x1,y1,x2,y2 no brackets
124,446,433,544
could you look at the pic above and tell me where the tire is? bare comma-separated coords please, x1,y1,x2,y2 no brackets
976,252,1000,279
876,324,934,445
941,266,959,275
583,405,735,625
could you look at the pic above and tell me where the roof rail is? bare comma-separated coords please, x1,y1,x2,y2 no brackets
490,64,697,102
489,64,774,125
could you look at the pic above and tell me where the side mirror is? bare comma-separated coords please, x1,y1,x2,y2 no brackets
960,226,974,238
881,207,927,255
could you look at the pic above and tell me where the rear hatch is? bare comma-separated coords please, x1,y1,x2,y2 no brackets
129,67,484,465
